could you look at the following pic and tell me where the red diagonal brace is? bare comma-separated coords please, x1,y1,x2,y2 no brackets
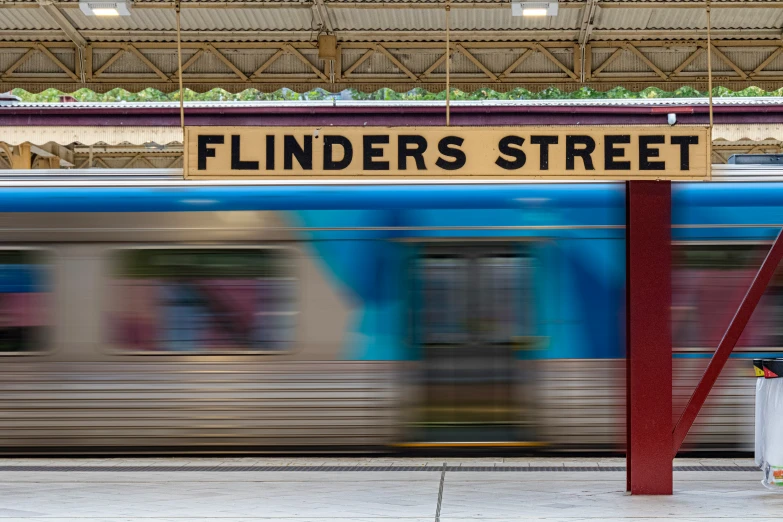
672,227,783,456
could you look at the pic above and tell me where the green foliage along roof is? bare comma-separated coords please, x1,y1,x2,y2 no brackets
10,86,783,103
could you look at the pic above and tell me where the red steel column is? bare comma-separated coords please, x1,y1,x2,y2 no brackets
626,180,672,495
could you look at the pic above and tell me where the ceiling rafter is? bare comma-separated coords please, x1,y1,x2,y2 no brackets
205,43,249,81
578,0,600,47
250,48,286,78
93,47,127,77
312,0,334,34
342,47,375,77
710,44,749,80
38,0,87,49
34,42,78,80
498,48,533,79
375,44,418,80
37,0,86,49
2,39,783,92
126,44,169,81
283,43,329,81
533,43,578,80
455,44,499,81
419,49,453,79
174,47,206,80
751,46,783,77
591,46,625,77
669,46,705,78
1,48,36,78
624,43,667,80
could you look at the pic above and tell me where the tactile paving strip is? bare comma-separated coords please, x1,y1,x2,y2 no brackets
0,465,759,472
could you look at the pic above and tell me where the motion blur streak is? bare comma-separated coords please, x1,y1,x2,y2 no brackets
0,180,779,454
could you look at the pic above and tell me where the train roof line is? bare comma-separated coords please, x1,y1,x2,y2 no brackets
0,165,781,186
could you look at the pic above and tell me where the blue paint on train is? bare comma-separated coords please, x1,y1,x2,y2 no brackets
0,184,624,212
2,182,782,361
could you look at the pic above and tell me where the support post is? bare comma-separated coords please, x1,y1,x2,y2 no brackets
626,180,672,495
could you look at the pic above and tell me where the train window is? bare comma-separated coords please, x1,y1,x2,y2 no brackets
416,248,534,346
109,248,296,353
673,244,783,351
0,250,50,353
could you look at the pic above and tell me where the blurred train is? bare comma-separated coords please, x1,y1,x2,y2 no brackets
0,164,782,455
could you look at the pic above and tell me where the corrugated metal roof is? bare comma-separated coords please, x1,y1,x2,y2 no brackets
3,1,783,42
62,8,176,31
596,7,783,31
331,7,582,32
61,6,315,32
0,8,60,31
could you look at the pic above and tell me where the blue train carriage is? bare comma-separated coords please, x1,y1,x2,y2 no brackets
0,168,780,453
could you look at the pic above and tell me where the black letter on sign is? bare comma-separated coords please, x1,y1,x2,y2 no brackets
363,135,390,171
530,136,558,170
398,135,428,170
197,135,224,170
323,135,353,170
639,135,666,170
604,135,631,171
566,135,596,170
495,136,527,170
265,135,275,170
670,135,699,170
231,135,259,170
284,135,313,170
435,136,466,171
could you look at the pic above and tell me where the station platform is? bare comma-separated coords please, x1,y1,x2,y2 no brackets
0,457,778,521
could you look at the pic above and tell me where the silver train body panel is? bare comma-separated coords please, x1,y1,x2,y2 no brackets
0,210,757,453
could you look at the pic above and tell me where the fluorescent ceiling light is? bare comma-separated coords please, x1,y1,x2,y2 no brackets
522,8,548,17
511,0,559,17
79,0,131,16
92,7,119,16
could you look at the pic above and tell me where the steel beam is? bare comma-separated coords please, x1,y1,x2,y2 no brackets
37,0,87,49
312,0,334,34
626,180,672,495
578,0,600,46
1,39,782,92
672,227,783,455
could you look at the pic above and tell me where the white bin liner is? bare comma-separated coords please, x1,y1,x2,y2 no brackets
755,359,766,469
761,359,783,490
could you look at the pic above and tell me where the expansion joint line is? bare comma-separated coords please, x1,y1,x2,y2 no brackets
435,462,446,522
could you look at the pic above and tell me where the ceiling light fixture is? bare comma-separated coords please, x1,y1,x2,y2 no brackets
79,0,131,16
511,0,559,17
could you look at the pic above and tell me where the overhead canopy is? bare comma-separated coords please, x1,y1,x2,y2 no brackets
0,98,780,168
1,0,782,93
0,123,777,147
0,126,184,146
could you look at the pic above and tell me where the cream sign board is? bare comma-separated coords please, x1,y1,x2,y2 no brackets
185,126,711,181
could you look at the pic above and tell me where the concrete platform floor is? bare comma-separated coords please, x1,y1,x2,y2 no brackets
0,457,780,521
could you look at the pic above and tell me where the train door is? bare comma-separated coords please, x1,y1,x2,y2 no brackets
411,244,534,444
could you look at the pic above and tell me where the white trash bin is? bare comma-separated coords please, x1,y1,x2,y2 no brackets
761,359,783,490
755,359,766,469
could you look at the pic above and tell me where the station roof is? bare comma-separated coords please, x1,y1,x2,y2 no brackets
3,0,782,43
0,97,780,144
1,97,780,168
1,0,782,94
